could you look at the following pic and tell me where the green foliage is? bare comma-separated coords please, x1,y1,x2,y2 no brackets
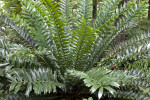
71,17,96,70
126,59,149,70
0,0,149,99
69,67,120,99
138,18,150,30
0,14,36,47
106,68,150,99
7,68,62,97
0,0,21,15
76,0,92,23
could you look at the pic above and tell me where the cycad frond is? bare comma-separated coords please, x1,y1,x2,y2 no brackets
0,38,38,68
59,0,73,23
8,44,40,68
69,67,120,99
59,0,73,36
94,0,122,27
106,90,150,100
3,0,71,70
0,14,36,48
108,31,150,58
7,67,63,97
40,0,71,69
76,0,92,24
15,0,53,50
89,1,147,66
103,31,150,68
0,39,11,57
127,59,149,70
106,69,150,99
71,17,96,70
0,38,56,69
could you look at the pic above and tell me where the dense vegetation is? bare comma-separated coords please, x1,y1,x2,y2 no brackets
0,0,150,100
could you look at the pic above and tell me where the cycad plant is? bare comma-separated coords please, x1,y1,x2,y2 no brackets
0,0,150,99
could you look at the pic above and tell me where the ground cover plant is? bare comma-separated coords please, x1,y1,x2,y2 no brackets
0,0,150,99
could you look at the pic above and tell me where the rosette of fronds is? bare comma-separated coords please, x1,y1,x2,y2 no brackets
0,0,149,99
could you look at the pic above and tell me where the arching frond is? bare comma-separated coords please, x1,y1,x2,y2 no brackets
105,90,150,100
76,0,92,24
59,0,73,24
71,17,96,70
106,69,150,99
59,0,73,51
14,0,53,50
0,38,56,69
127,59,149,70
7,67,63,97
94,0,122,27
0,14,36,48
0,39,11,58
0,38,38,68
102,31,150,68
39,0,71,70
69,67,120,99
89,0,147,67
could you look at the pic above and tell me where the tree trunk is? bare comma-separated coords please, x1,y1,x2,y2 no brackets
93,0,98,19
118,0,128,8
115,0,128,42
115,0,128,25
148,0,150,19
